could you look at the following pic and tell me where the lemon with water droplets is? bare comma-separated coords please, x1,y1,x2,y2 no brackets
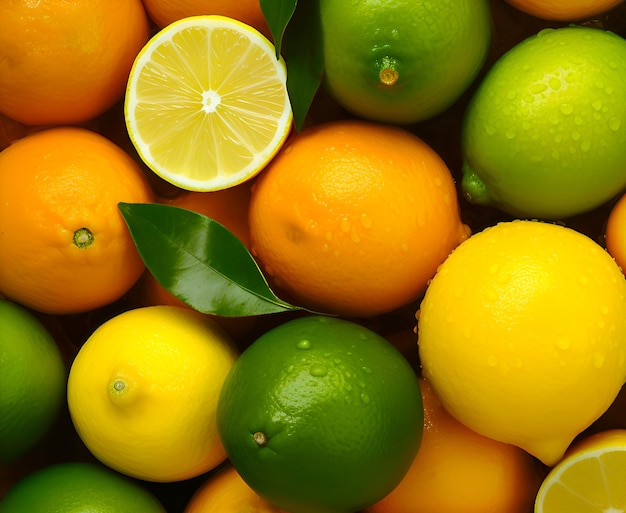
418,220,626,466
461,26,626,219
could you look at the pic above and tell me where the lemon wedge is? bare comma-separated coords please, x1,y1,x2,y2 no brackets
535,429,626,512
125,15,293,191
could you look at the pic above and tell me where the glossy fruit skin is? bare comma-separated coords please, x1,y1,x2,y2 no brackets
67,305,239,482
320,0,492,124
418,220,626,467
461,26,626,219
0,0,149,125
217,315,423,513
249,119,470,317
141,0,271,38
184,465,288,513
0,126,154,315
0,300,66,464
605,192,626,273
366,378,542,513
0,462,166,513
504,0,624,21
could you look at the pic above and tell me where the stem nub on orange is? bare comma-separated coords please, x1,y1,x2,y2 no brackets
0,126,154,315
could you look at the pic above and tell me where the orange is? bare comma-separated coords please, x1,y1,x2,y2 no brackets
141,0,271,38
132,182,259,341
184,465,288,513
605,191,626,273
0,126,154,315
503,0,624,21
248,119,470,317
0,0,149,126
365,378,542,513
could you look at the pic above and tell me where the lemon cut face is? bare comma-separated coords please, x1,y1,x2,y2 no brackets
125,15,293,192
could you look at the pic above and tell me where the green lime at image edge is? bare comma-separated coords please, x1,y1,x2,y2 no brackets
0,299,66,464
0,462,166,512
319,0,492,124
461,25,626,220
217,315,423,513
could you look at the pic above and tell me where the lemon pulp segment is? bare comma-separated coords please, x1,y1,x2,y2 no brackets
125,16,292,191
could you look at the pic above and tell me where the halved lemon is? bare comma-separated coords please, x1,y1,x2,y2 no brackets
124,15,293,191
534,429,626,512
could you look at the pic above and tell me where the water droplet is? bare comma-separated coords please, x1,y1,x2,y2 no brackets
529,82,547,95
351,227,361,243
344,396,352,404
593,352,605,369
487,355,498,367
362,366,372,374
297,339,311,350
360,393,370,404
310,364,327,377
360,214,373,229
325,231,333,242
340,218,351,233
112,379,126,392
571,131,581,141
286,364,294,373
549,77,562,90
592,100,603,111
580,140,591,152
560,104,573,115
609,117,622,132
505,129,516,140
556,338,570,350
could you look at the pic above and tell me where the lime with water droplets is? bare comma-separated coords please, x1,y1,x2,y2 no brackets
461,25,626,219
216,315,423,513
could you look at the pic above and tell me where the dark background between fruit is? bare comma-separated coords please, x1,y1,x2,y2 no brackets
2,1,626,512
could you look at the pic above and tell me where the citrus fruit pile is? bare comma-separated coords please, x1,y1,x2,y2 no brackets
3,1,626,513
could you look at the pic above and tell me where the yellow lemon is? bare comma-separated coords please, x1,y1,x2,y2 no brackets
417,220,626,466
534,429,626,512
67,305,239,482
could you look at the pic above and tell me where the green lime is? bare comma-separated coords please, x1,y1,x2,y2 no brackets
0,462,166,512
0,299,66,464
461,25,626,219
319,0,491,124
216,315,423,513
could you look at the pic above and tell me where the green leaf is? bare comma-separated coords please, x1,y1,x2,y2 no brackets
118,202,303,317
282,0,324,131
260,0,298,57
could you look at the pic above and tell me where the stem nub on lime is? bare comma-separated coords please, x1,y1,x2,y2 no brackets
319,0,492,124
217,315,423,513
